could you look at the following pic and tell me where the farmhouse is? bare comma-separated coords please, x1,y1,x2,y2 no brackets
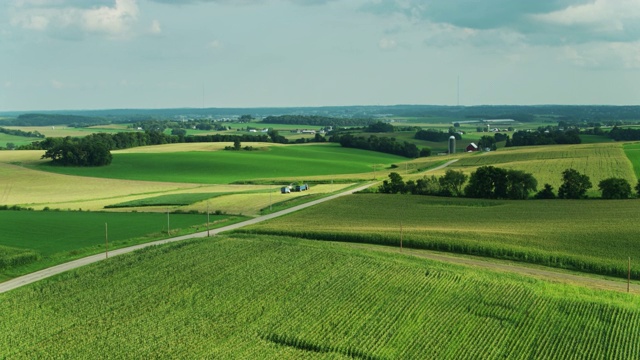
466,143,479,152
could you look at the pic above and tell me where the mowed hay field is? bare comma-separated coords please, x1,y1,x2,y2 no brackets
431,143,637,196
31,143,406,184
242,194,640,278
1,235,639,359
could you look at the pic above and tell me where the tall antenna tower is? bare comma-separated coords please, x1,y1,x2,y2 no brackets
457,75,460,107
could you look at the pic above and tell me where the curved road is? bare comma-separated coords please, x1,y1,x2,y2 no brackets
6,159,633,296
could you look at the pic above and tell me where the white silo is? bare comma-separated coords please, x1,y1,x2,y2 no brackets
448,136,456,154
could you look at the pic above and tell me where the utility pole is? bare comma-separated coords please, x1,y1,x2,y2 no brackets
105,222,109,259
207,202,210,237
400,221,403,252
167,208,170,235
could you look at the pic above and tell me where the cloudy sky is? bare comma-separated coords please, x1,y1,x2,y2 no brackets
2,0,640,111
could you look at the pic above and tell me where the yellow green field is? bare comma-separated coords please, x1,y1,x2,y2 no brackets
424,143,636,196
0,146,359,215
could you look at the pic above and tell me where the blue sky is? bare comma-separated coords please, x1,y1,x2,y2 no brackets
2,0,639,111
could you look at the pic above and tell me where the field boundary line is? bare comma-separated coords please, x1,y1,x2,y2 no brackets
0,159,458,294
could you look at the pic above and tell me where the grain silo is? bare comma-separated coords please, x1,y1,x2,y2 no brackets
448,136,456,154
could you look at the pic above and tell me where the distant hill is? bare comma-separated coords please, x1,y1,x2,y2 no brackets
1,105,639,123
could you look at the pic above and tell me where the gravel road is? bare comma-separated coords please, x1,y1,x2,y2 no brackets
15,159,634,296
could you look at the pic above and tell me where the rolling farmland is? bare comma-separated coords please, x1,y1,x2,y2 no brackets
1,235,638,359
440,143,636,196
31,144,406,184
241,193,640,278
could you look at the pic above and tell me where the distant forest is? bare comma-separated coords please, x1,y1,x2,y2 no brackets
261,115,376,127
2,105,639,125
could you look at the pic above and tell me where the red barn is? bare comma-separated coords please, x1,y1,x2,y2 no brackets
466,143,479,152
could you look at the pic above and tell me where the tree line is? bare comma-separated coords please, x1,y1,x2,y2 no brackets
415,129,462,142
379,167,639,200
261,115,377,127
507,128,581,147
332,133,430,158
30,129,326,167
0,127,45,138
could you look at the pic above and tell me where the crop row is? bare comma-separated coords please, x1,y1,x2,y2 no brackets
242,193,640,279
1,235,639,358
0,245,39,269
444,143,636,193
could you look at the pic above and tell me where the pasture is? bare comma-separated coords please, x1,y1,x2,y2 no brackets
1,235,638,358
32,144,406,184
241,193,640,278
0,133,38,148
1,125,136,138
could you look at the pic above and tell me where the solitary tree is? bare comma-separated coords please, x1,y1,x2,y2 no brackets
598,178,631,199
534,183,556,199
439,169,467,196
478,135,496,150
379,172,406,194
558,169,592,199
233,139,241,150
464,166,508,199
506,170,537,200
238,114,253,123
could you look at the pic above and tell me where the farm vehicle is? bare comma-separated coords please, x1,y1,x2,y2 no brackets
281,183,309,193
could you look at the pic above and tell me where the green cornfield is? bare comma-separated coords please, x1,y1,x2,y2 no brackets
241,194,640,278
1,235,638,359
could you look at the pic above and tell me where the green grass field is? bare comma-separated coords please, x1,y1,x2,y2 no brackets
0,133,39,148
1,235,638,358
0,210,243,279
623,143,640,178
33,144,406,184
241,193,640,278
105,192,227,208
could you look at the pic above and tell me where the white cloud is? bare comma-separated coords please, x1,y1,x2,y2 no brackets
208,39,223,49
378,37,397,50
531,0,640,42
10,0,139,39
149,19,161,34
561,41,640,69
51,79,65,89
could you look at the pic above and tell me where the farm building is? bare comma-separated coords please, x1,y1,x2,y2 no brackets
466,143,479,152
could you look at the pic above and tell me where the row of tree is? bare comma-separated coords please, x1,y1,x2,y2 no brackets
379,167,639,200
607,127,640,141
333,134,429,158
261,115,376,127
415,129,461,142
506,129,581,147
0,127,44,138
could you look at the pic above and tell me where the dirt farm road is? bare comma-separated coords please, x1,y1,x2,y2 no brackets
2,158,636,295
